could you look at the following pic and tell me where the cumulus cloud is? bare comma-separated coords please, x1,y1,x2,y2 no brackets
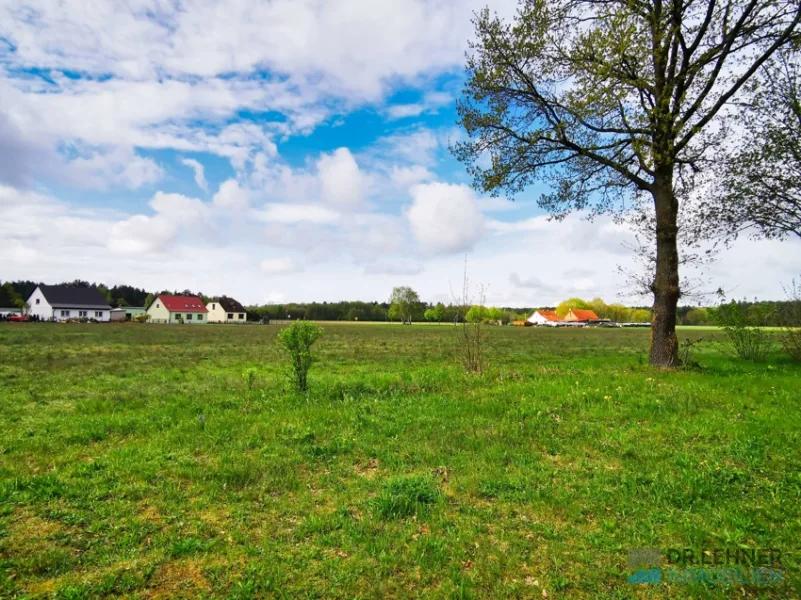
406,182,486,254
212,179,249,211
109,214,177,255
180,157,208,191
317,148,368,209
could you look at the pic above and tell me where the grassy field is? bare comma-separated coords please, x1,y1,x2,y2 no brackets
0,322,799,599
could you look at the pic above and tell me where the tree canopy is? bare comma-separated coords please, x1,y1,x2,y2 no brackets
704,49,801,240
389,286,421,324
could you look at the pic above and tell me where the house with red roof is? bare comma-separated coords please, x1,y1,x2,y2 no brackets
563,308,600,322
145,294,208,324
527,310,559,325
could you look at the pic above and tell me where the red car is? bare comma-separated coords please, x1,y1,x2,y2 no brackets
7,315,30,322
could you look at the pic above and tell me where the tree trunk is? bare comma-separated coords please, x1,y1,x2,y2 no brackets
649,169,680,367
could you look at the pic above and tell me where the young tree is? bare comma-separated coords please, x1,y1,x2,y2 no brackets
465,305,487,323
454,0,801,366
276,321,324,392
389,286,420,325
555,298,589,319
587,297,610,319
424,303,446,324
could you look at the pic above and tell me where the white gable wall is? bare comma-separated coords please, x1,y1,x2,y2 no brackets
146,299,171,323
27,287,53,320
527,312,548,325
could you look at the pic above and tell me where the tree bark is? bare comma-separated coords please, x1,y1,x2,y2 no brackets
649,168,681,367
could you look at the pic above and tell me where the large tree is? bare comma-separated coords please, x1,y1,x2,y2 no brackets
704,49,801,240
454,0,801,366
389,286,420,324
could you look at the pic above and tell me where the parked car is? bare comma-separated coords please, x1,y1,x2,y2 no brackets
8,315,30,322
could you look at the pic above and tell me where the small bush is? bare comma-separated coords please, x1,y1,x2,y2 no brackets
372,475,441,519
715,300,773,361
276,321,324,392
780,280,801,361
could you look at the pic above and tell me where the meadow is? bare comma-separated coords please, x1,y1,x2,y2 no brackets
0,322,799,599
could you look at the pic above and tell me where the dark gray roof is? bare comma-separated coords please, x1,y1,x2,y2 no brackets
35,285,112,309
215,296,246,313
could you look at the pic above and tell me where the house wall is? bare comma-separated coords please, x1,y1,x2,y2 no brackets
146,300,171,323
170,311,207,324
206,302,226,323
527,313,547,325
27,287,53,320
206,302,246,323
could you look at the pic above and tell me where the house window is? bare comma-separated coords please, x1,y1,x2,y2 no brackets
35,299,40,305
197,314,203,320
60,310,69,317
79,311,88,317
186,313,192,320
174,314,181,320
227,313,234,319
212,304,216,309
238,314,244,320
95,311,103,318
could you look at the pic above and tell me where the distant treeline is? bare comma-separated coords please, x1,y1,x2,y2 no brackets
0,279,795,326
244,302,534,323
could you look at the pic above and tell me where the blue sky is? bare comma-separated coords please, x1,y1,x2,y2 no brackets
0,0,798,306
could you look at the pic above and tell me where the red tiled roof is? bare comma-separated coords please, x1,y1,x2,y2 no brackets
537,310,559,321
157,295,208,313
567,309,599,321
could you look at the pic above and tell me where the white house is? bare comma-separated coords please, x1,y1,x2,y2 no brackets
527,310,559,325
27,285,112,321
146,294,208,324
206,297,247,323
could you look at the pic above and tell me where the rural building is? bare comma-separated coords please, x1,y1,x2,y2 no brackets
110,307,147,322
146,295,208,324
206,297,247,323
563,308,600,322
527,310,559,325
26,285,112,322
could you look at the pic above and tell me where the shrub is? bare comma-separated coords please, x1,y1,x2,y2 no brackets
780,280,801,361
715,300,773,362
276,321,324,392
372,475,441,519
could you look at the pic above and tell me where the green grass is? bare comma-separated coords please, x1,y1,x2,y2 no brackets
0,322,799,599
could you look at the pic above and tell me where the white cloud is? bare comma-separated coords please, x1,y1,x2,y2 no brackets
317,148,368,209
180,158,208,191
109,214,177,255
212,179,249,211
260,258,303,275
65,146,164,190
385,91,453,119
406,182,486,254
254,203,340,224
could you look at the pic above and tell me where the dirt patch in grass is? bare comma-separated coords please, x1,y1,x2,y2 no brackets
147,558,212,599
